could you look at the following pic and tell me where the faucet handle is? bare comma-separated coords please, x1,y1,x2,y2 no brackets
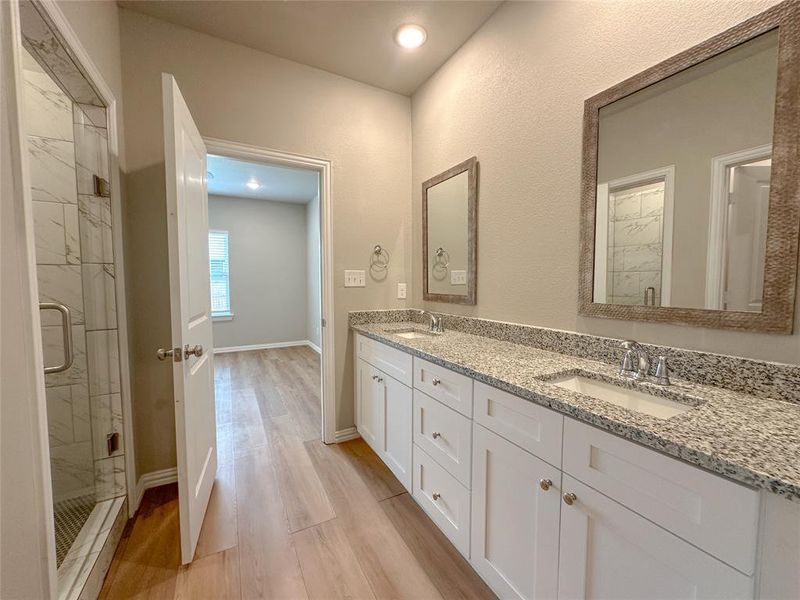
653,356,670,386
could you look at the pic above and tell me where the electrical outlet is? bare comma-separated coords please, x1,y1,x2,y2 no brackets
344,270,366,287
451,270,467,285
397,283,407,299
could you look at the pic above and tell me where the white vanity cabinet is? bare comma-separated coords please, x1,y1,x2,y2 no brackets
355,336,412,491
352,332,795,600
557,475,754,600
383,374,412,489
471,424,561,600
355,358,383,451
562,419,760,575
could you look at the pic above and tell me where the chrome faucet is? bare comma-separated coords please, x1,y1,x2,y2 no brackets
619,340,671,385
620,340,650,380
419,309,444,334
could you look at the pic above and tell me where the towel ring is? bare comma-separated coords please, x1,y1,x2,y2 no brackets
431,247,450,281
433,247,450,268
371,244,390,271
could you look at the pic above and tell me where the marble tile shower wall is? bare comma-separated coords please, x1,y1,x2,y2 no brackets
24,65,125,505
606,184,665,305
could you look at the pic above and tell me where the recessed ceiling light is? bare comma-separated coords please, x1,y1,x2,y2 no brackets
246,179,260,190
395,24,427,49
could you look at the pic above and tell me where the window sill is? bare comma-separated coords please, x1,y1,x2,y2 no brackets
212,312,234,321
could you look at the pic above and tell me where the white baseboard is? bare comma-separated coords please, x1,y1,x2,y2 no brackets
214,340,317,354
134,467,178,511
307,340,321,354
334,426,360,443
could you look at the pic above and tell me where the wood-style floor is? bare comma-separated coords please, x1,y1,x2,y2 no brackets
99,346,496,599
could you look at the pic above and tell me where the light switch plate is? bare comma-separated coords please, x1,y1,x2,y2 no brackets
451,270,467,285
397,283,407,299
344,270,366,287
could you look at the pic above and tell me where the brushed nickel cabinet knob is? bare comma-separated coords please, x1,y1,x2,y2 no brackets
563,492,577,506
539,478,552,491
432,492,441,501
432,378,441,386
432,431,442,439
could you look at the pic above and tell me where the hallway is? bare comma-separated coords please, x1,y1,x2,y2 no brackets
98,347,495,599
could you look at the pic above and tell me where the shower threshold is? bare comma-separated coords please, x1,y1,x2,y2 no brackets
57,496,126,600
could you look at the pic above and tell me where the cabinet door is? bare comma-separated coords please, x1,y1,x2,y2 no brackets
471,424,561,600
383,374,412,491
557,475,754,600
356,359,383,452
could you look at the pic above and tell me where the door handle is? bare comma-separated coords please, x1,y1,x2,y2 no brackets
157,347,182,362
184,344,203,359
39,302,73,374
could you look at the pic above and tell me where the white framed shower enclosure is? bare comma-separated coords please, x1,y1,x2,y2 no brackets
1,0,135,597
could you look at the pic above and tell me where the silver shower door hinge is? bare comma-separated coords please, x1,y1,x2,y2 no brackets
93,175,111,198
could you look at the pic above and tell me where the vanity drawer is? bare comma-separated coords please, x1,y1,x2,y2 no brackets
413,390,472,487
413,358,473,417
474,381,563,467
563,418,760,575
413,444,471,558
356,333,413,386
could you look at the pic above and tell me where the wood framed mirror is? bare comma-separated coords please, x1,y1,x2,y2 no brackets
423,157,478,305
579,1,800,333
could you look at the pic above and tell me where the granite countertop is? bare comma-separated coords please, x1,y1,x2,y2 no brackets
352,321,800,502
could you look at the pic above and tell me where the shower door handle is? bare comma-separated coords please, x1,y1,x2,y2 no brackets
39,302,74,374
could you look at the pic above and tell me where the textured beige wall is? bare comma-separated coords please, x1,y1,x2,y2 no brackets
412,0,799,365
120,9,411,475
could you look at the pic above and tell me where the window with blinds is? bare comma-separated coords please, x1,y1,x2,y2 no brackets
208,230,231,316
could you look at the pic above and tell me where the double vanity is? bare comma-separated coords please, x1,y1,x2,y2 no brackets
356,5,800,599
351,311,799,600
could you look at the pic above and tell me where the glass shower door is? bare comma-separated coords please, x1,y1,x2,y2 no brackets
21,44,126,573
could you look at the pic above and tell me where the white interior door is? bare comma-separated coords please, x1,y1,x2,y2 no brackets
162,73,216,565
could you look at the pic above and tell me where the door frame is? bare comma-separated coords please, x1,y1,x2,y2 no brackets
705,144,772,310
203,137,336,444
32,0,138,518
593,165,675,306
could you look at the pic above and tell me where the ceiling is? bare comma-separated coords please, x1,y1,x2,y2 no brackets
117,0,502,95
207,155,319,203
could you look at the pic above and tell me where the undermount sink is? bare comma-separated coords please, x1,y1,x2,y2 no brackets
547,374,695,420
384,328,440,340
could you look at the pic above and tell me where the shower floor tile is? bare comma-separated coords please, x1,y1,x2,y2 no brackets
54,494,95,566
